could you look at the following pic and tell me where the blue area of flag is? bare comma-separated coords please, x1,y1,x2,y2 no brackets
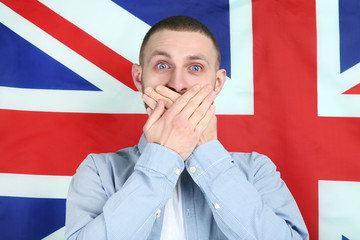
0,23,100,91
342,235,350,240
0,196,65,240
113,0,231,77
339,0,360,73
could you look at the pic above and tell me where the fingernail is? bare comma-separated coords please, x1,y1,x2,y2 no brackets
193,84,200,91
156,85,162,91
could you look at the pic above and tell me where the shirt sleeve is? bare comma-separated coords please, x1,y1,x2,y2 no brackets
65,143,184,240
185,140,309,240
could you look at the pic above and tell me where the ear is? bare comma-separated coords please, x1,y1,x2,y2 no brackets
132,64,143,92
214,69,226,94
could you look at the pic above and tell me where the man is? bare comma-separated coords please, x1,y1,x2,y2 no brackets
65,16,309,239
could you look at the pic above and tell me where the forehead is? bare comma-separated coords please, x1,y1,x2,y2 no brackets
143,30,217,65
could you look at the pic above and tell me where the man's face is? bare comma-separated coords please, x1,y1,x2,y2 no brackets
133,30,226,95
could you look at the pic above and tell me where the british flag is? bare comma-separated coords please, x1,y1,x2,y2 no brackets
0,0,359,239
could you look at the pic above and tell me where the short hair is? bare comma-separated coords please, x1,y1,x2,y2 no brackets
139,15,221,68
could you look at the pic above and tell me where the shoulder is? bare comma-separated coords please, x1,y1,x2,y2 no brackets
230,151,275,168
229,151,278,183
88,145,139,167
79,146,138,172
74,145,141,196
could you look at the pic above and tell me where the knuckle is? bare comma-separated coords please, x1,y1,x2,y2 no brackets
186,100,197,109
164,100,173,109
177,93,193,105
196,121,206,131
177,97,188,106
196,108,206,118
150,90,158,99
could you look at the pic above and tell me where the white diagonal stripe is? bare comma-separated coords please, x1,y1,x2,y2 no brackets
42,227,65,240
39,0,149,64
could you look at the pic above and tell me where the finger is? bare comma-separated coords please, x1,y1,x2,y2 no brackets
142,93,157,110
188,90,217,126
155,85,181,103
180,85,215,119
165,84,201,115
144,87,173,109
195,105,216,134
143,100,165,130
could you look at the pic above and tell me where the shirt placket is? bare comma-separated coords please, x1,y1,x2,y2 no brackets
180,171,198,240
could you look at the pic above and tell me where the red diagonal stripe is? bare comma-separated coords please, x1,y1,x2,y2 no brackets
343,83,360,94
1,0,136,91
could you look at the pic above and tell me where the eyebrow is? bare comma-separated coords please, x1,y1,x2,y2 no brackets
147,50,171,64
187,54,210,66
148,50,210,66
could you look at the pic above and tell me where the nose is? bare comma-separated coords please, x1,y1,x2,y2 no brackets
166,69,188,94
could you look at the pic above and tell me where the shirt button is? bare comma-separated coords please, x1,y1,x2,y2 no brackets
175,168,181,175
214,203,220,209
189,166,196,173
156,209,161,218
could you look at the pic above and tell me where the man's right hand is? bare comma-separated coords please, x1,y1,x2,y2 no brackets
143,85,216,160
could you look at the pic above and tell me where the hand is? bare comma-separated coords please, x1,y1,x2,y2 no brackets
197,114,217,146
143,85,216,160
142,85,181,111
143,86,218,147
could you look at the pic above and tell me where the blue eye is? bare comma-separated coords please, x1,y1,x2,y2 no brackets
157,63,168,70
190,65,202,72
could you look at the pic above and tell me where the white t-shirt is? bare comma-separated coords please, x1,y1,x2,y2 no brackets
160,179,186,240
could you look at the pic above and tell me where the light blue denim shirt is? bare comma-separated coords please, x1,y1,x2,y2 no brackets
65,135,309,239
